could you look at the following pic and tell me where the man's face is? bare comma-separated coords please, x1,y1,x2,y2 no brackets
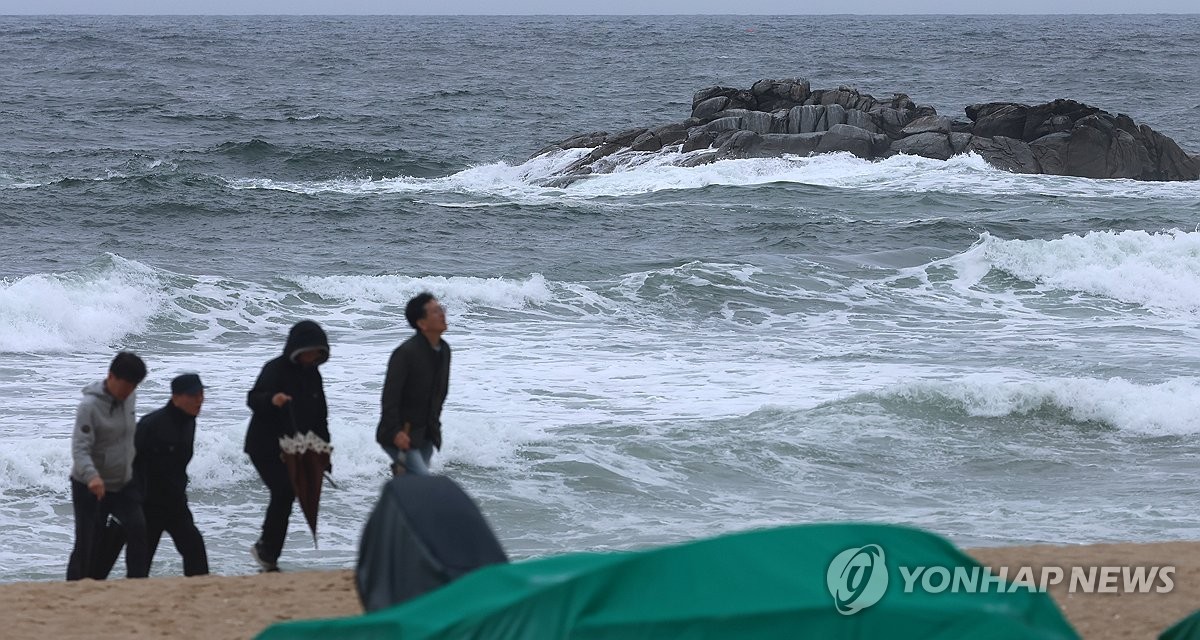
105,373,138,401
417,298,448,335
173,391,204,417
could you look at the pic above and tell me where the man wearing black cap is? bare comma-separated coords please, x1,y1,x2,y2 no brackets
131,373,210,575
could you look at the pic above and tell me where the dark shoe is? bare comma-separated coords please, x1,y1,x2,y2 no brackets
250,542,280,573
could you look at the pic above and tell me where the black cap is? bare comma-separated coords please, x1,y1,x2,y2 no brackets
170,373,204,395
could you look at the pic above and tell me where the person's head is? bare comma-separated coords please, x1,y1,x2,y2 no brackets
106,351,147,401
285,320,330,368
405,292,447,336
170,373,205,417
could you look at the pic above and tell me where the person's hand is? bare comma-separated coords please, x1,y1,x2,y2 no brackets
393,430,411,451
271,393,292,408
87,476,105,500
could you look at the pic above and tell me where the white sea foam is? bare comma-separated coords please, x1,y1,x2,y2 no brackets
559,151,1200,199
221,148,1200,201
0,254,799,360
221,147,593,201
947,230,1200,312
293,273,556,311
878,375,1200,435
0,255,166,352
0,172,42,190
144,158,178,171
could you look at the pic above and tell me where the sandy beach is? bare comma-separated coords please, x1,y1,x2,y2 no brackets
971,541,1200,640
0,540,1195,639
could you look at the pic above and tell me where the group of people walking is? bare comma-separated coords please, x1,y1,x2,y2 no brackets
66,292,452,580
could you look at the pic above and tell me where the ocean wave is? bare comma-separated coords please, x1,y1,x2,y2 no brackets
214,138,278,159
0,255,314,353
219,148,1200,201
159,112,247,123
606,261,811,323
865,375,1200,436
210,141,455,180
2,255,796,356
281,146,454,178
948,230,1200,312
0,173,42,190
3,154,184,190
554,151,1200,199
221,148,590,199
290,261,805,325
281,261,844,331
0,255,167,353
292,273,556,310
7,242,1187,361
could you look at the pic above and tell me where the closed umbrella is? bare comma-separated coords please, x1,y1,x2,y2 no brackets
277,430,332,547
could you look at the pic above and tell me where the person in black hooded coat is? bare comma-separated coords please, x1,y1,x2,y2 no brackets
244,320,330,572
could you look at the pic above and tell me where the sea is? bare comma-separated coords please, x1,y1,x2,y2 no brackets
1,14,1199,583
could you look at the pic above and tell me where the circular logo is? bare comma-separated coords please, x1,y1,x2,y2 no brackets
826,544,888,615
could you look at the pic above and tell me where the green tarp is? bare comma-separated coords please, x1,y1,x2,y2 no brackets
1162,609,1200,640
258,523,1079,640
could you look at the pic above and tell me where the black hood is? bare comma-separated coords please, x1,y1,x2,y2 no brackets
284,320,330,365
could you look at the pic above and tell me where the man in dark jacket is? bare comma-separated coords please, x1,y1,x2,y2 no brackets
376,292,450,476
245,320,331,572
136,373,210,576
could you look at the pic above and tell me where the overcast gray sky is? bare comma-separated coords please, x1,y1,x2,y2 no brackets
3,1,1197,14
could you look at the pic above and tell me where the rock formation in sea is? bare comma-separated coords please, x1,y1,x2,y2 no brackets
536,79,1200,185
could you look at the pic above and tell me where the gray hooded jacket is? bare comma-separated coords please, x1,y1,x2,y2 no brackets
70,380,138,491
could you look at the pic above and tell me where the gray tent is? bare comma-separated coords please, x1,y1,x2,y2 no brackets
356,475,508,612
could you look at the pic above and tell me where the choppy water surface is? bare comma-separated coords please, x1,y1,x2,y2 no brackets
2,14,1199,581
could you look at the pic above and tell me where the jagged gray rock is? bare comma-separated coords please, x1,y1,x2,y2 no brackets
966,136,1040,174
535,79,1199,184
816,124,879,158
901,115,954,137
889,132,955,160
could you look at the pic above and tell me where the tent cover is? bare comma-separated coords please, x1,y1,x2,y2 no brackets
260,522,1079,640
355,474,509,612
1162,609,1200,640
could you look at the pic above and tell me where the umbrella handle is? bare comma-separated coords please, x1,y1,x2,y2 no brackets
389,423,413,477
390,448,408,477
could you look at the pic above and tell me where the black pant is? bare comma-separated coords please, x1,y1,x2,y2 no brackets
93,500,210,578
66,478,148,580
148,502,209,576
250,451,294,564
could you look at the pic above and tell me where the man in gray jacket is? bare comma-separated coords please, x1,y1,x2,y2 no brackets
67,351,150,580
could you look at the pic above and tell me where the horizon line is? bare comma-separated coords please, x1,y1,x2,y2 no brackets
3,12,1199,16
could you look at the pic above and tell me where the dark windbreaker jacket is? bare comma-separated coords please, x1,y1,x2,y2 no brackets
376,333,451,451
134,400,196,507
244,320,331,457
